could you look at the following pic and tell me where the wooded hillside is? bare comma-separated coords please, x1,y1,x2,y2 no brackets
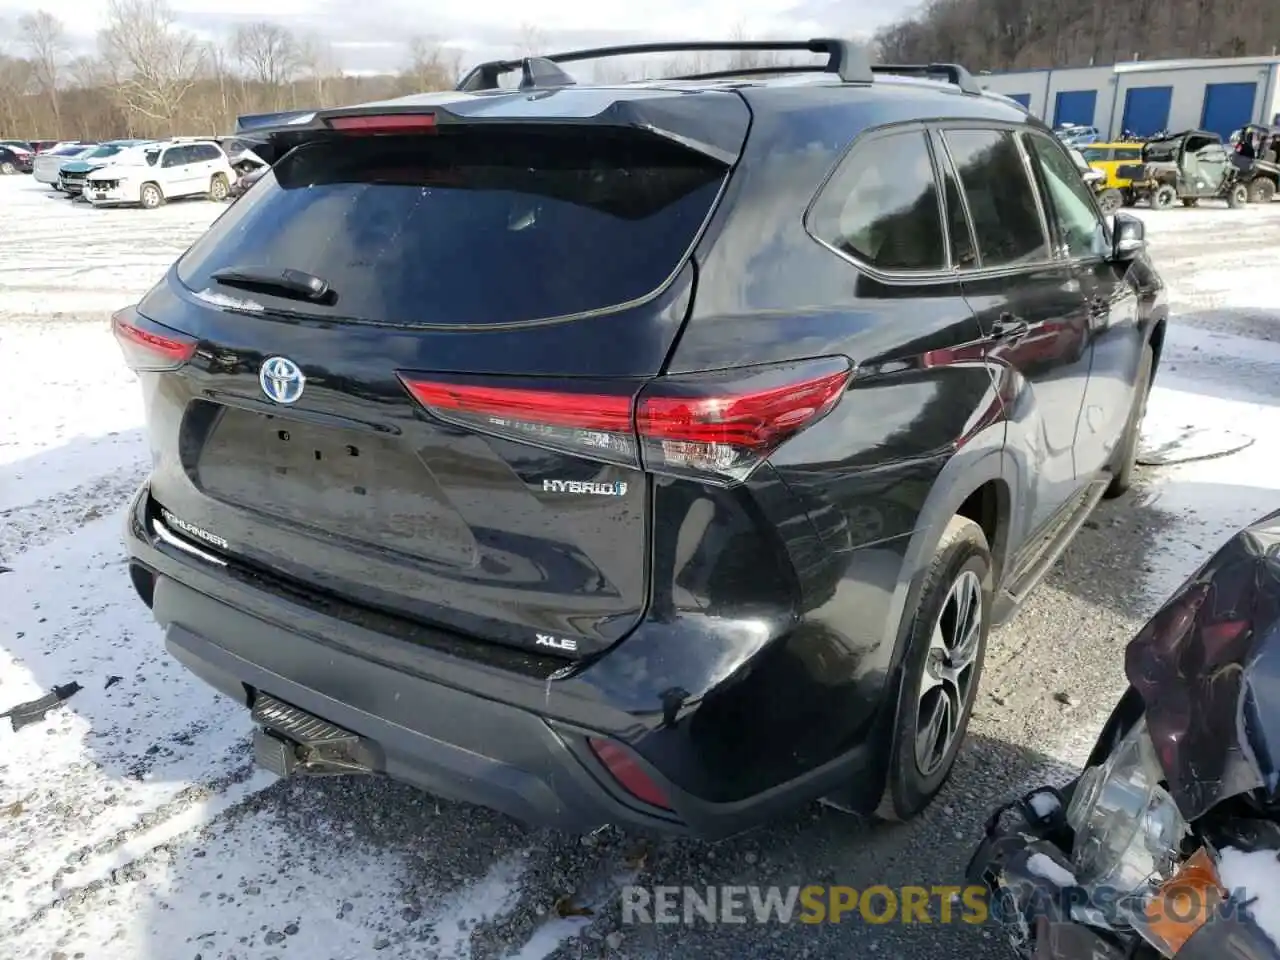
875,0,1280,71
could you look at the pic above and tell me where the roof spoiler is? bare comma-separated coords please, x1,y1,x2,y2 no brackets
235,110,319,134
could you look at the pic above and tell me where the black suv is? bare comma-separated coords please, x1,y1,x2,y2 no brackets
118,40,1166,838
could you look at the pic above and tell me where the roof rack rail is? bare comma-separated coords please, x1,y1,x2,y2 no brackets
870,63,981,95
456,38,874,91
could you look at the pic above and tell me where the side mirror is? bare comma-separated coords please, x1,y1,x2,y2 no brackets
1111,212,1146,260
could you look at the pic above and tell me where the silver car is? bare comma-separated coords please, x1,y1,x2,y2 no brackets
33,143,96,185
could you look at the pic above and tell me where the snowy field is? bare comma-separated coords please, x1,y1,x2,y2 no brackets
2,173,1280,960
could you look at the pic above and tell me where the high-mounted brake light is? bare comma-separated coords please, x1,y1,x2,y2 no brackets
398,357,853,485
111,309,198,372
327,113,437,134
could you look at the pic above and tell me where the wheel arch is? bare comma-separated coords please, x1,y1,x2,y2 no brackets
884,438,1018,694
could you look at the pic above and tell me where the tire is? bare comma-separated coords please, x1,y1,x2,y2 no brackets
1097,188,1123,214
1104,342,1154,499
1227,183,1248,209
1180,198,1199,207
875,516,992,822
1248,178,1277,203
0,161,15,175
1151,184,1177,209
139,182,164,209
208,173,229,202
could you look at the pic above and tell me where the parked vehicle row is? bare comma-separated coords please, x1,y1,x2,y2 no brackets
4,133,269,208
1077,127,1279,210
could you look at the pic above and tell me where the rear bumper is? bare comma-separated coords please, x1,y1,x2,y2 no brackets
157,578,635,832
125,485,885,837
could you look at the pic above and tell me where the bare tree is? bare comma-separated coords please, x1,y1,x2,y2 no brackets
514,23,548,57
18,10,67,130
232,21,299,103
98,0,205,128
295,33,337,105
400,35,457,94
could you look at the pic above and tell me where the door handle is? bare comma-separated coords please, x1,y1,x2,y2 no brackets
991,315,1029,341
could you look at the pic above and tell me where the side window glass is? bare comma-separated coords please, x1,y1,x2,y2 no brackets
942,129,1048,268
938,153,977,268
161,147,185,168
808,130,946,272
1024,132,1108,260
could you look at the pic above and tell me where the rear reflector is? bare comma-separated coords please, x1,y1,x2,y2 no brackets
327,113,437,134
587,738,672,810
111,308,198,371
398,357,852,484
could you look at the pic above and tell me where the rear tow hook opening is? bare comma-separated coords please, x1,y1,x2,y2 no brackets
250,693,374,779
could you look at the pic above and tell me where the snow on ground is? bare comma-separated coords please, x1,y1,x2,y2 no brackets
2,174,1280,960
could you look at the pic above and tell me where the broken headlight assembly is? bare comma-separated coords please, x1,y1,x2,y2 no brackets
1067,716,1188,894
1066,716,1231,955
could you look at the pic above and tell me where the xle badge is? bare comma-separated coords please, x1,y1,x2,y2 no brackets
542,479,628,496
536,633,578,653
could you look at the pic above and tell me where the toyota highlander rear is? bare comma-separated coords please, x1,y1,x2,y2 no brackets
121,84,871,836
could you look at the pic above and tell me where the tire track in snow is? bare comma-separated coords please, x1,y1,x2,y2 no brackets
0,461,148,564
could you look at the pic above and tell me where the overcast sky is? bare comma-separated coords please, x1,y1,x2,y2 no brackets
0,0,916,74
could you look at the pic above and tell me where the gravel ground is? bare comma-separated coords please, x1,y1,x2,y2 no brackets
2,174,1280,960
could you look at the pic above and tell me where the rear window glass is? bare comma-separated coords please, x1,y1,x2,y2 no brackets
176,130,727,327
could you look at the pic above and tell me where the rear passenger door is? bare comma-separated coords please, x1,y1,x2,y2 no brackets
160,145,195,195
938,126,1094,549
1022,130,1143,482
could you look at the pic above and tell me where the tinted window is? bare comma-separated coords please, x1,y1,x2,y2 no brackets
161,147,186,167
942,129,1047,268
808,130,945,271
1025,133,1108,259
1116,147,1142,161
194,143,223,162
938,151,977,268
1080,147,1110,163
177,130,727,327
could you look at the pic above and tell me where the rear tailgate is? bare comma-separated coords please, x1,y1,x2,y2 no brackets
133,96,748,660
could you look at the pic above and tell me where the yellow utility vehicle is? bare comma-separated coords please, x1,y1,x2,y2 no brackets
1079,142,1145,205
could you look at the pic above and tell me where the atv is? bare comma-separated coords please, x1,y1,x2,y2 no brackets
1229,123,1280,203
1118,130,1250,209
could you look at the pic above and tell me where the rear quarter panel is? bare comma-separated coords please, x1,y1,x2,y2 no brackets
661,85,1015,780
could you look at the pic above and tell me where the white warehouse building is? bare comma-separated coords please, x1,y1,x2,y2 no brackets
977,56,1280,140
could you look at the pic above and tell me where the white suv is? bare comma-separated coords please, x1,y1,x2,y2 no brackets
83,139,237,209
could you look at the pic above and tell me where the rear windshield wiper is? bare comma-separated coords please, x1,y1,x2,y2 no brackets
210,266,336,304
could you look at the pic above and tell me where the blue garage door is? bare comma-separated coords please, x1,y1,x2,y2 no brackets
1054,89,1098,127
1008,93,1031,108
1121,86,1173,137
1200,82,1257,138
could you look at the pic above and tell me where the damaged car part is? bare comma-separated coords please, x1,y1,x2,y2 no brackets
970,507,1280,959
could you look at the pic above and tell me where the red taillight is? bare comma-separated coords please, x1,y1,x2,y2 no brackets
635,360,851,481
398,358,852,484
588,738,672,810
327,113,437,134
111,308,197,372
399,376,640,467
